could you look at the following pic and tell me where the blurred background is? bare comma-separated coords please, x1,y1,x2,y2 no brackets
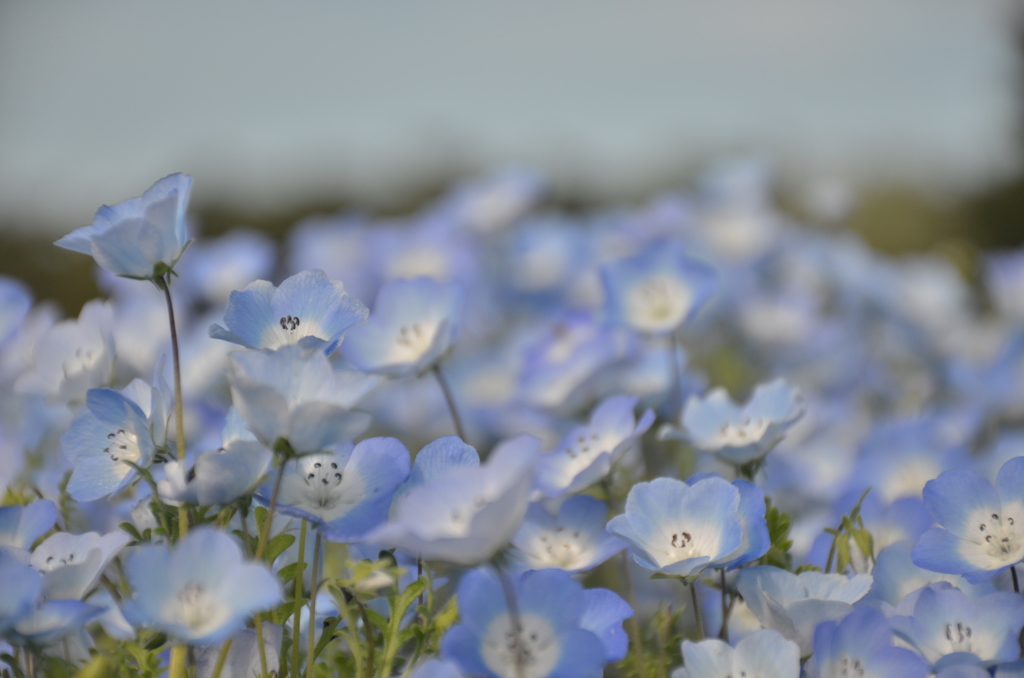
2,0,1023,311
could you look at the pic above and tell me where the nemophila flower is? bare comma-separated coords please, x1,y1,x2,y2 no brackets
362,436,540,565
61,378,169,502
670,629,800,678
124,527,281,645
807,607,928,678
606,475,767,578
0,277,32,348
342,277,462,377
176,229,277,307
441,167,545,234
0,500,56,550
890,583,1024,668
864,541,991,608
664,378,805,466
600,239,717,335
55,173,192,280
535,395,654,498
517,314,633,412
391,435,479,509
15,299,114,405
0,547,41,635
31,530,130,600
160,439,272,507
227,344,376,455
913,456,1024,583
442,568,607,678
735,566,872,656
270,437,410,541
209,269,368,354
511,496,624,574
579,588,633,663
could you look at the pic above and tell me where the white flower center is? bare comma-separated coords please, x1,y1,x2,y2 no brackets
302,460,345,510
531,526,589,569
711,418,770,447
625,275,693,332
40,549,83,572
391,322,438,363
175,581,219,630
836,654,867,677
975,510,1024,560
482,613,560,678
941,621,974,654
104,428,142,464
65,346,102,379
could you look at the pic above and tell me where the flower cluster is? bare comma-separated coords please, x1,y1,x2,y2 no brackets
2,161,1024,677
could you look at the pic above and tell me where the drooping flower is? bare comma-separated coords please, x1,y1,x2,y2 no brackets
734,566,872,656
61,379,169,502
665,378,805,466
341,277,463,377
441,568,608,678
227,344,376,455
31,530,131,600
671,629,800,678
123,527,281,645
209,269,368,354
600,239,717,336
55,173,192,280
913,456,1024,583
0,500,57,550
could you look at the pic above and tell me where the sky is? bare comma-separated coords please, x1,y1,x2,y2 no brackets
0,0,1019,231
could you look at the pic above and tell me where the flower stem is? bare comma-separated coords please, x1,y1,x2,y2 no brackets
158,275,189,539
1013,565,1020,594
497,567,526,678
253,462,286,678
306,533,322,678
718,568,730,642
689,580,704,640
168,644,188,678
432,364,466,442
669,331,684,415
210,639,233,678
291,519,308,677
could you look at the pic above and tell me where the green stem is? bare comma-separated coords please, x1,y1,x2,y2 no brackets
432,364,466,442
307,533,322,678
168,644,188,678
353,596,376,677
291,520,308,677
620,551,643,673
158,274,189,541
689,580,704,640
718,568,730,642
210,639,233,678
252,463,286,678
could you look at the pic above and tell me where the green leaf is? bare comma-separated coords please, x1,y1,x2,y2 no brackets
278,562,303,582
254,506,268,536
851,527,874,560
265,533,295,563
836,535,852,573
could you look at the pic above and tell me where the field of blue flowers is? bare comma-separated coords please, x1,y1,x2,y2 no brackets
2,163,1024,677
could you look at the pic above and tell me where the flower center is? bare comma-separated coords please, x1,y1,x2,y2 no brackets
625,275,693,331
482,614,560,678
942,621,973,654
177,581,218,630
536,526,587,569
303,460,344,509
713,418,770,447
393,322,436,360
977,511,1023,559
41,551,79,572
279,315,301,331
104,428,141,464
836,655,866,677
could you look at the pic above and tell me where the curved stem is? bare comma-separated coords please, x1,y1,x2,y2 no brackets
306,533,322,678
718,568,730,642
253,462,287,677
353,596,376,677
159,275,189,541
432,364,466,442
1013,565,1020,594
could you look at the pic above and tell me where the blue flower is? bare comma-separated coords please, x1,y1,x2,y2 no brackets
0,547,41,636
123,527,281,645
61,379,168,502
890,583,1024,668
600,239,717,335
0,500,57,550
227,344,376,455
209,269,368,354
441,568,607,678
362,436,539,565
390,435,479,509
734,566,872,656
606,475,766,578
341,277,462,377
808,607,928,678
55,173,192,280
666,378,805,465
511,496,624,574
913,456,1024,583
578,588,633,663
272,437,411,541
535,395,654,498
671,629,800,678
